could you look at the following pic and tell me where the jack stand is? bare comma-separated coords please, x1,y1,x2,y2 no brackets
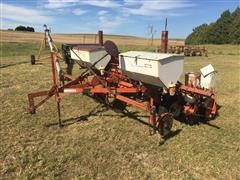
57,102,63,127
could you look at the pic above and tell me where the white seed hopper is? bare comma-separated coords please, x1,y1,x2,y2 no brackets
119,51,184,88
70,45,111,70
200,64,217,89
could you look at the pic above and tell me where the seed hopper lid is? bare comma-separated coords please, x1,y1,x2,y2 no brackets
200,64,216,77
119,51,183,61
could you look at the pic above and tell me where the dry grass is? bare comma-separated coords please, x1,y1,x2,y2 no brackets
0,30,184,46
0,41,240,179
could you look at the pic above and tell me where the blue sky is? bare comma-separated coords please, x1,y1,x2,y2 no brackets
1,0,239,38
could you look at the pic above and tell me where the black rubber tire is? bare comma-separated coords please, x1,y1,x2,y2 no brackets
157,106,173,137
31,55,36,65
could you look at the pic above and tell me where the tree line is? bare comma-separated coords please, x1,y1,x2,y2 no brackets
14,25,35,32
185,7,240,45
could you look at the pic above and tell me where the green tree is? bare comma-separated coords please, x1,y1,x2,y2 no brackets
15,25,35,32
230,7,240,44
185,7,240,45
15,25,27,31
26,26,35,32
209,10,233,44
185,24,210,44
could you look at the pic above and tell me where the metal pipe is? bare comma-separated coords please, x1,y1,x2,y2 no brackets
161,18,168,53
98,30,103,46
160,31,168,53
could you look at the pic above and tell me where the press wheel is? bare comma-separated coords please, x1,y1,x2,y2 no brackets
157,113,173,136
156,106,173,136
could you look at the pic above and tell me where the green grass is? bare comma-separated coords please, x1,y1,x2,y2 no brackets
119,45,157,53
1,42,40,57
204,44,240,56
0,42,240,179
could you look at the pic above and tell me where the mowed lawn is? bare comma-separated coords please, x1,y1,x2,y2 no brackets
0,42,240,179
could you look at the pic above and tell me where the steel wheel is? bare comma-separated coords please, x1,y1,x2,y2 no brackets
157,113,173,137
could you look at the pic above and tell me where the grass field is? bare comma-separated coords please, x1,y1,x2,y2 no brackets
0,30,184,46
0,40,240,179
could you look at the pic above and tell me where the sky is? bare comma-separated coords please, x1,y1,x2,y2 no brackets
0,0,239,38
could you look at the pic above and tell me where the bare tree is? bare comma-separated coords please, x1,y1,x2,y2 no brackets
148,25,157,46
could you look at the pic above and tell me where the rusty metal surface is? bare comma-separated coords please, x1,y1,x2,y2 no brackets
179,84,213,97
71,45,104,52
168,45,208,57
27,30,218,138
104,40,119,57
98,30,103,46
161,31,168,53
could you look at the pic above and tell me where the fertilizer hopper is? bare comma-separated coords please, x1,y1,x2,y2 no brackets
119,51,184,88
70,45,111,70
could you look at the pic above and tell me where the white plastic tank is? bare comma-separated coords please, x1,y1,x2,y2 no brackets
70,45,111,70
200,64,217,89
119,51,184,88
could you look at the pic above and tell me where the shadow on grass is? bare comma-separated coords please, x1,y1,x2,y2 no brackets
44,104,182,143
175,115,221,129
159,129,182,146
0,61,29,68
44,103,108,127
174,104,222,129
44,104,152,128
44,102,221,145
